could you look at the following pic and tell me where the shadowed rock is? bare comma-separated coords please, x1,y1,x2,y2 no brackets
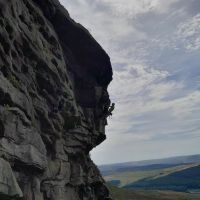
0,0,112,199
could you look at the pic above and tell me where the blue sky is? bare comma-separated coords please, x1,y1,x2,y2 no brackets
60,0,200,165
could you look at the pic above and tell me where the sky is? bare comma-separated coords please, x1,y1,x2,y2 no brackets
60,0,200,165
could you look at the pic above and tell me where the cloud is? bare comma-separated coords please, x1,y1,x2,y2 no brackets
60,0,200,164
98,0,179,17
176,13,200,51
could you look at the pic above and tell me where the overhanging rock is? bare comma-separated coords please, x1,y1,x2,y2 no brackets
0,0,113,199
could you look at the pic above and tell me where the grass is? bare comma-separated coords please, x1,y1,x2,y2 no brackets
108,185,200,200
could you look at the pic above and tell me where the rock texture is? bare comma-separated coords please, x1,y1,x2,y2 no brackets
0,0,112,199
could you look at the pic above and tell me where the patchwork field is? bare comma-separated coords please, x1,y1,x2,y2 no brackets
108,185,200,200
104,163,200,187
101,155,200,198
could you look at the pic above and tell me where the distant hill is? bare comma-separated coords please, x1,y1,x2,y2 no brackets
101,155,200,193
100,155,200,195
104,163,199,188
124,165,200,192
99,154,200,175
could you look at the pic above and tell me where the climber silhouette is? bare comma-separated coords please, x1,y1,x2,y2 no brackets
107,103,115,117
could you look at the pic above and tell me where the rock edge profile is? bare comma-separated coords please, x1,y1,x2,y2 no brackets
0,0,113,199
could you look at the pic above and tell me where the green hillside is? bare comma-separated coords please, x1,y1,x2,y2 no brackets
104,163,199,187
108,185,200,200
125,165,200,191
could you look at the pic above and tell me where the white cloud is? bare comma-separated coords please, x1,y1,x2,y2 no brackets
109,64,169,103
148,81,184,99
98,0,179,18
176,13,200,51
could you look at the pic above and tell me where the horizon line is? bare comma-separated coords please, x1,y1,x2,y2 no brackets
97,153,200,166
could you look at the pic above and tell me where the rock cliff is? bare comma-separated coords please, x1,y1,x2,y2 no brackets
0,0,113,199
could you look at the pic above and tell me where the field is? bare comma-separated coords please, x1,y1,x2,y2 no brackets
104,163,200,189
101,155,200,198
125,165,200,191
108,185,200,200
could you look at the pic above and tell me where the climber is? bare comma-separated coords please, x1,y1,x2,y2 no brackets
107,103,115,117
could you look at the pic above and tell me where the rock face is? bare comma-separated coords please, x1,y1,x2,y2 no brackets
0,0,112,199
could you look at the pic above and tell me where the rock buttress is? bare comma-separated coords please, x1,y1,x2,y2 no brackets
0,0,113,199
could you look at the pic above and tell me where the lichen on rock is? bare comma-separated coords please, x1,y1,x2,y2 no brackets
0,0,113,199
